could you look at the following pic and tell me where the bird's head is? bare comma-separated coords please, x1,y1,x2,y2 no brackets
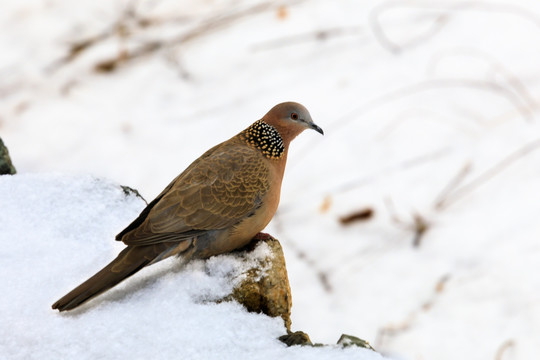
262,102,323,142
241,102,323,160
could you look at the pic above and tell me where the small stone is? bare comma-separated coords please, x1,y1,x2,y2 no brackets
0,137,16,175
279,331,313,347
337,334,376,351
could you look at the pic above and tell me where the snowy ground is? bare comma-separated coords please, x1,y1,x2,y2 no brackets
1,0,540,359
0,174,383,360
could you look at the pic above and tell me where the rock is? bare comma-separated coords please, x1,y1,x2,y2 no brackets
0,137,16,175
227,233,292,331
222,234,375,353
279,332,376,350
337,334,376,351
278,331,313,346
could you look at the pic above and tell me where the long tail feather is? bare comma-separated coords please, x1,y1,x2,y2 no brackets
52,246,159,311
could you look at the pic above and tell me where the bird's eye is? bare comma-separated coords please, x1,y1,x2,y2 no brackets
291,113,299,120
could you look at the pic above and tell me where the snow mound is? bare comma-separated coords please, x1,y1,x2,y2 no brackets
0,174,384,360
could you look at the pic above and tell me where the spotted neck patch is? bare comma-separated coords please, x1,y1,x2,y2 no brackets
241,120,285,159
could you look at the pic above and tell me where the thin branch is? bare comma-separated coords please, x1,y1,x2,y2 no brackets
438,138,540,209
370,1,450,54
250,26,364,51
375,274,451,347
331,79,534,134
330,147,450,194
384,198,430,247
48,1,303,73
370,0,540,54
47,1,138,71
375,107,458,140
93,1,297,73
494,339,515,360
427,47,538,114
272,211,333,292
433,162,472,209
297,76,535,170
411,213,429,247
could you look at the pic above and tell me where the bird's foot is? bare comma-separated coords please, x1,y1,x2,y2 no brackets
252,232,274,241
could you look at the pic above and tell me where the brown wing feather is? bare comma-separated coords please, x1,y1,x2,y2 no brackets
116,141,227,241
119,138,269,246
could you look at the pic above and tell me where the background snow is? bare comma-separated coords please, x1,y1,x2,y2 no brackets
1,0,540,359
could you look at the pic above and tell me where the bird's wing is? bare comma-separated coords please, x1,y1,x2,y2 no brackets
118,140,269,246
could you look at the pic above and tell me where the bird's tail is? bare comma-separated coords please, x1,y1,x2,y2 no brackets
51,245,169,312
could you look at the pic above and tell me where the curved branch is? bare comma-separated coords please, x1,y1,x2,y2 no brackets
370,0,540,54
332,78,534,133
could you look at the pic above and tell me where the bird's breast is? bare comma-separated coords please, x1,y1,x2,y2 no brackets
193,158,284,259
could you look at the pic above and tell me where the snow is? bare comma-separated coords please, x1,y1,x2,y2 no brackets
0,174,382,360
1,0,540,359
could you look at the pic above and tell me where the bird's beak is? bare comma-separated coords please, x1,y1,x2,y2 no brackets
310,122,324,135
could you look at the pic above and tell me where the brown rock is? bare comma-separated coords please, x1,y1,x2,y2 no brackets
228,233,292,331
222,235,377,352
337,334,376,351
279,331,313,346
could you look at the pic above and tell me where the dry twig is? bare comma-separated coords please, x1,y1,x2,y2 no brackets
339,208,375,225
332,79,534,133
433,162,472,209
93,1,292,73
49,1,303,73
272,212,333,292
437,138,540,209
427,48,537,114
376,274,451,347
494,339,515,360
384,198,430,247
250,26,364,51
331,147,450,194
370,0,540,54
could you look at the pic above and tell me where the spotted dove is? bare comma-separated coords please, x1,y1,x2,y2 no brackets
52,102,323,311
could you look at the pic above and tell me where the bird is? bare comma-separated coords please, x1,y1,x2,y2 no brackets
52,102,323,311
